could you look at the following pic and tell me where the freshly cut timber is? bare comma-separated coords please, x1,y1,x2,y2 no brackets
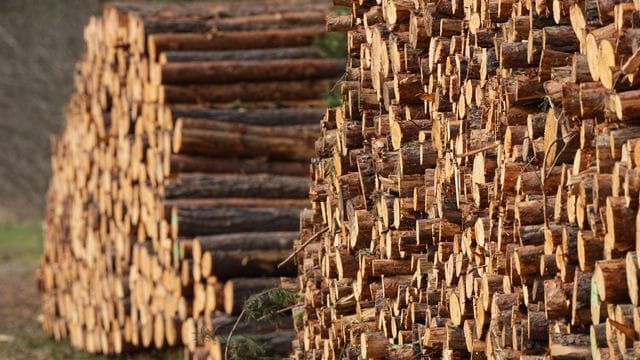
172,127,316,161
290,1,640,360
168,198,306,237
158,79,336,104
147,27,327,60
37,0,342,358
150,58,345,84
165,174,309,199
165,107,325,126
191,231,298,261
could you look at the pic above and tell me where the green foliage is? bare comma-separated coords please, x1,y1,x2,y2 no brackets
334,7,351,16
538,96,554,112
314,32,346,107
314,33,348,59
146,0,214,2
323,85,342,108
220,288,300,360
196,326,216,346
0,222,42,262
229,100,243,110
356,248,372,257
324,160,336,177
223,335,269,360
292,306,305,326
415,48,427,56
243,287,299,324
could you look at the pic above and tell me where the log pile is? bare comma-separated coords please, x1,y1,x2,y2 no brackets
293,0,640,359
36,0,344,357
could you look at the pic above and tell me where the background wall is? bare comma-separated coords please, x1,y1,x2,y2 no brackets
0,0,103,221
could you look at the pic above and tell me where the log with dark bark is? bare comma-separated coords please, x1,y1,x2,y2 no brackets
289,1,640,359
169,155,309,176
192,231,298,262
173,128,315,161
151,58,345,85
148,27,327,60
166,174,309,199
168,198,307,237
38,1,339,357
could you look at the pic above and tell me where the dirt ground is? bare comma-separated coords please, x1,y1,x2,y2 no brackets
0,258,57,359
0,223,181,360
0,223,79,359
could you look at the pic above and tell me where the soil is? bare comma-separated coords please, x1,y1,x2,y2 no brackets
0,260,56,360
0,223,182,360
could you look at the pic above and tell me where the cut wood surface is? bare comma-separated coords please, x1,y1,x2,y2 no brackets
291,1,640,360
38,0,340,358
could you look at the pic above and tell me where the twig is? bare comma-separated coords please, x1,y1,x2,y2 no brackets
541,139,561,227
454,142,500,158
277,226,329,268
255,303,299,322
224,287,295,359
546,132,577,177
338,344,346,359
407,117,430,130
224,308,245,360
331,73,346,91
540,131,576,226
466,264,488,275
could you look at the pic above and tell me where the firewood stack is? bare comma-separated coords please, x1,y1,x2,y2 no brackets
293,0,640,359
37,0,344,357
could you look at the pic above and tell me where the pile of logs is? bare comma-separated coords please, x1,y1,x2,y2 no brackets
37,0,344,357
293,0,640,359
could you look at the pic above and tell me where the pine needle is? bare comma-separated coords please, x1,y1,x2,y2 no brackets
224,288,300,360
313,33,347,59
243,287,299,323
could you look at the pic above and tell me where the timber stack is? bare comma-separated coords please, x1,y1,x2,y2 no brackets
293,0,640,359
37,0,344,358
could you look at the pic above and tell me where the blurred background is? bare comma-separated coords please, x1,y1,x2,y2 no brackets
0,0,104,222
0,1,179,358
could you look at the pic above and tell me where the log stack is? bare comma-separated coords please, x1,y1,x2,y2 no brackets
36,0,344,357
293,0,640,359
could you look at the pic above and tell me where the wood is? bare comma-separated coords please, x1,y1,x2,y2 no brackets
223,277,282,315
151,58,345,85
38,1,338,357
192,232,298,262
169,199,306,237
169,155,309,176
159,46,323,63
173,128,316,161
289,1,640,359
43,0,640,358
159,79,336,104
148,27,327,60
166,174,309,199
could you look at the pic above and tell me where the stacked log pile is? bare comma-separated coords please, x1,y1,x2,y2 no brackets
294,0,640,359
37,0,344,357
